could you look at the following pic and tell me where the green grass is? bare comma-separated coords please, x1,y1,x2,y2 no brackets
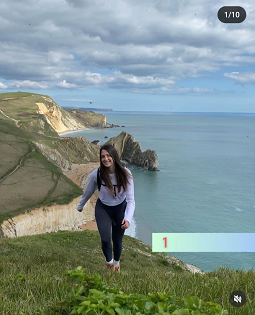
0,230,254,314
0,91,35,99
0,119,83,223
0,149,83,223
0,94,42,119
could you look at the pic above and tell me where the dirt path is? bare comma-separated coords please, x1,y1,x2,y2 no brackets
0,109,19,126
0,149,34,184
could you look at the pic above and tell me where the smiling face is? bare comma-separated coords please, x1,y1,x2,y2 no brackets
100,149,114,170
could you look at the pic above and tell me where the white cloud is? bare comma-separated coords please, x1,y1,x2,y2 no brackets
52,71,175,91
9,80,48,89
193,87,213,92
57,80,77,88
224,72,255,83
0,82,7,89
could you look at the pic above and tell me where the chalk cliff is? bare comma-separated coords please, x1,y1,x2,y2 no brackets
36,97,109,134
0,197,95,238
36,99,85,134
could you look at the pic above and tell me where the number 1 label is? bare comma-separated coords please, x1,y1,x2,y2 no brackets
163,237,167,248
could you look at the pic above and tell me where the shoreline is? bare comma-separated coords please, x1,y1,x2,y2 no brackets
58,128,89,136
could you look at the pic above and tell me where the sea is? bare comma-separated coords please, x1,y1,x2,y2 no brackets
62,111,255,272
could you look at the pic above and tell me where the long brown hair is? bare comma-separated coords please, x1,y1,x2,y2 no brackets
100,144,132,192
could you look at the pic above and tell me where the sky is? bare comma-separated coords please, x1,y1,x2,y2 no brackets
0,0,255,112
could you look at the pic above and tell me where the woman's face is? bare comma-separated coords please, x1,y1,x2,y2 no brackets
101,149,114,168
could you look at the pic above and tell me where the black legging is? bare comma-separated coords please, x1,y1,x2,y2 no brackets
95,198,127,262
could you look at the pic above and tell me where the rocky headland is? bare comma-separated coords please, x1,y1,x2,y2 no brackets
65,108,110,129
33,132,158,173
105,131,159,171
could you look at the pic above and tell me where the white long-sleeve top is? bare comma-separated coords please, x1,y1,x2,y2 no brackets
77,168,135,224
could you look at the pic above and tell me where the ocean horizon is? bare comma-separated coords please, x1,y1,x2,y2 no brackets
63,111,255,272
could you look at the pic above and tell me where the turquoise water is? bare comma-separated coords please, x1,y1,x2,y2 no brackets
63,112,255,272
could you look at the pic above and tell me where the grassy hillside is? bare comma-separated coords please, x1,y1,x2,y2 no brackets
0,91,103,223
0,92,59,137
0,230,253,314
0,91,36,99
0,119,83,223
66,109,107,128
0,92,51,119
0,92,109,134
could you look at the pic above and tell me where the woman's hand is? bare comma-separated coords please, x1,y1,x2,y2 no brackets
121,219,130,229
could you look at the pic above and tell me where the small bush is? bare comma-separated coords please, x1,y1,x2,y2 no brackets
48,266,228,315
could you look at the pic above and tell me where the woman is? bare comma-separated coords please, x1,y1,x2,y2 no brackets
77,144,135,273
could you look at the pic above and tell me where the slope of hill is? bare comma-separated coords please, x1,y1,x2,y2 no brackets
0,92,107,224
0,92,109,135
0,118,84,224
1,230,252,315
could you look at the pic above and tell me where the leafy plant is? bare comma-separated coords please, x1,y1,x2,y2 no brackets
16,273,26,281
50,267,228,315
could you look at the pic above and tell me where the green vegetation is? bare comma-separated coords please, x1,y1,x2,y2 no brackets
0,118,83,223
0,93,44,119
0,230,254,314
0,98,99,223
0,92,59,137
0,91,36,99
0,91,101,224
0,92,107,135
53,267,228,315
67,109,107,128
0,117,44,142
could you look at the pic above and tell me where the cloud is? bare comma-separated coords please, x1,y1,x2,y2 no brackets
57,80,77,88
53,71,175,91
8,80,48,89
193,87,213,92
0,0,254,93
47,51,74,64
0,82,7,89
224,72,255,83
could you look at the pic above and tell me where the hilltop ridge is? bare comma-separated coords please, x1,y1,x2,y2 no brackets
0,92,110,135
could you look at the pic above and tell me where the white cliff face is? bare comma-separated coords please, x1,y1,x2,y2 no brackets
0,197,95,238
36,101,85,133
